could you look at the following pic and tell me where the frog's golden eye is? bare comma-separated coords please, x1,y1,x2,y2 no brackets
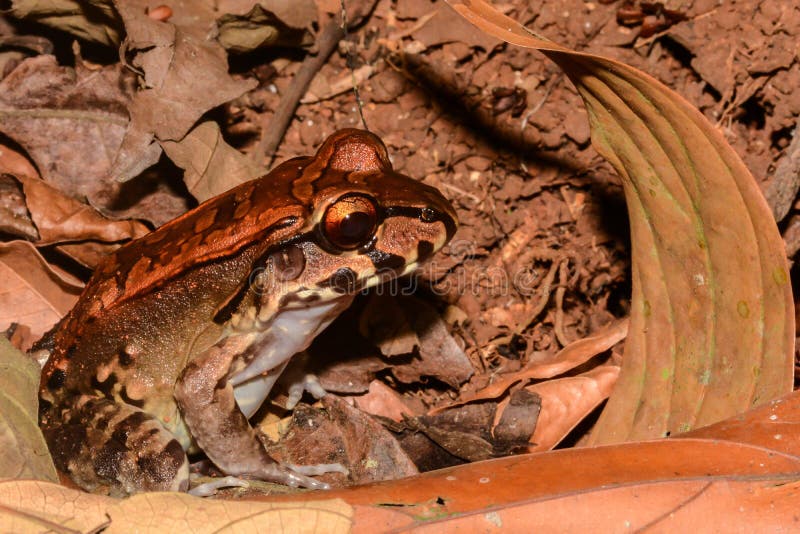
323,195,378,250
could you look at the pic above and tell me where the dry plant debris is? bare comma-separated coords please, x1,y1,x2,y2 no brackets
0,0,799,528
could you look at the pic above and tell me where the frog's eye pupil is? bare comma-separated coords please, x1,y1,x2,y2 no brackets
340,211,372,240
323,195,378,250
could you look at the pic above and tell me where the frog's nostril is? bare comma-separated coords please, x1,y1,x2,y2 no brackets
420,207,436,222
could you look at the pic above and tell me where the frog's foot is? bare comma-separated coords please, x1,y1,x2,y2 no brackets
253,462,348,489
285,373,327,409
286,462,349,477
188,461,347,496
40,397,189,496
188,475,250,497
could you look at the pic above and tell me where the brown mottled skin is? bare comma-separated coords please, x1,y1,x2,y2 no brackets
38,130,457,496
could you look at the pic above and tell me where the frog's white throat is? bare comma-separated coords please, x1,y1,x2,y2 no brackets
229,295,355,418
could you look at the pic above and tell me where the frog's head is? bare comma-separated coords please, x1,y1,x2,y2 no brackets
253,129,457,315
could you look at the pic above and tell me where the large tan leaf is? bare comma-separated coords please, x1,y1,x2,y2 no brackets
0,480,352,533
5,392,800,531
446,0,794,443
0,338,57,483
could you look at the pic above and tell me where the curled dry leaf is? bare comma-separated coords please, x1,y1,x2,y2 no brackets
9,0,123,47
526,363,621,451
447,0,794,442
216,4,312,54
15,174,149,247
7,172,150,268
0,174,38,241
0,146,39,240
217,0,318,31
0,338,58,482
0,241,82,348
352,380,417,422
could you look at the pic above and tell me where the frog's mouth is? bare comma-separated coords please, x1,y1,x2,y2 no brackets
283,259,419,308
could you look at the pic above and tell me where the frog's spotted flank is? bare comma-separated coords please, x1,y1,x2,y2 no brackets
38,129,457,496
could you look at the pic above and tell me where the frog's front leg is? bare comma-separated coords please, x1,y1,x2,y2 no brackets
174,333,329,489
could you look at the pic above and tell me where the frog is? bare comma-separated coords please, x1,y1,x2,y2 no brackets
37,129,457,496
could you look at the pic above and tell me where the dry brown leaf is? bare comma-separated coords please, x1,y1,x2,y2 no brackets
375,478,800,531
359,292,473,398
360,293,419,357
111,1,257,182
161,121,264,203
683,389,800,455
109,494,353,533
9,172,150,268
0,338,58,483
267,395,418,486
0,55,130,208
411,4,500,50
431,319,627,414
0,56,189,224
447,0,794,442
525,363,621,451
0,480,111,531
0,241,82,347
352,380,417,422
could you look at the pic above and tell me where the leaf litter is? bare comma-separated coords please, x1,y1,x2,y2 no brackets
1,0,799,528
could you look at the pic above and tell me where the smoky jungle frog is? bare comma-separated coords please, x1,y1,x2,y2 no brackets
37,129,457,496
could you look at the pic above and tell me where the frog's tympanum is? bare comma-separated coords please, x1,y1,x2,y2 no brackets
38,129,457,496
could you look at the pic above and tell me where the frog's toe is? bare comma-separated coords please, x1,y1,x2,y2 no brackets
266,464,331,489
286,373,327,409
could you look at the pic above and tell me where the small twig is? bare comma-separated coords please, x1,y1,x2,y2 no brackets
520,77,558,132
512,258,562,336
252,21,343,167
553,259,572,347
341,0,368,130
252,0,376,167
